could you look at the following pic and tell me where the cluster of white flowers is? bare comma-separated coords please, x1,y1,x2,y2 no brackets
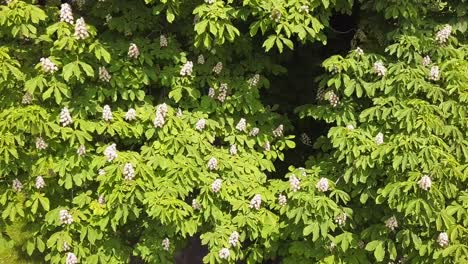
125,108,137,121
22,93,33,105
59,107,73,126
264,141,271,151
228,231,239,247
249,127,260,136
77,145,86,156
335,213,347,226
36,137,48,150
128,43,140,59
160,35,168,47
298,167,307,176
373,61,387,76
375,132,384,145
273,124,284,137
98,66,111,82
154,103,168,128
123,163,135,180
74,17,89,39
205,0,215,3
212,62,223,74
249,194,262,210
219,248,230,259
435,25,452,44
60,4,74,24
217,83,228,102
211,179,222,193
40,57,58,73
437,232,449,247
102,105,113,121
299,5,309,14
229,144,237,155
300,133,311,144
195,118,206,131
176,108,183,117
236,118,247,131
278,194,287,206
104,143,118,162
247,74,260,87
207,157,218,170
428,66,440,81
62,242,70,251
162,238,170,251
385,216,398,231
192,199,201,210
59,209,74,225
289,175,300,192
422,55,431,67
355,47,364,55
270,9,281,22
316,177,329,192
180,61,194,76
12,179,22,192
197,54,205,64
66,252,78,264
316,87,325,101
208,87,215,98
105,14,112,24
418,175,432,191
327,91,340,107
98,195,105,205
35,176,45,189
98,169,105,176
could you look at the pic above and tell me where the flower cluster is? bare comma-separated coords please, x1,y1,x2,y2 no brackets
12,179,22,192
192,199,201,210
385,216,398,231
229,144,237,155
249,127,260,136
418,175,432,191
128,43,140,59
316,177,329,192
154,103,168,128
212,62,223,74
77,145,86,156
104,143,118,162
22,93,32,105
300,133,311,144
428,66,440,81
289,175,300,192
35,176,45,189
346,124,355,130
327,91,339,107
60,4,74,24
98,195,105,205
125,108,137,121
249,194,262,210
247,74,260,87
180,61,194,76
373,61,387,76
162,238,170,251
66,252,78,264
74,17,89,39
273,124,284,137
59,209,74,225
60,107,73,126
102,105,113,121
299,5,309,14
435,25,452,44
217,83,228,102
195,118,206,131
205,0,215,3
211,179,222,193
99,67,111,82
264,141,271,151
160,35,168,47
208,87,215,98
355,47,364,55
422,55,431,67
437,232,449,247
197,54,205,64
219,248,230,259
278,194,287,206
335,213,347,226
123,163,135,180
62,242,70,251
36,137,48,150
98,169,105,176
207,157,218,170
40,58,58,73
316,87,325,101
228,231,239,247
375,132,384,145
236,118,247,131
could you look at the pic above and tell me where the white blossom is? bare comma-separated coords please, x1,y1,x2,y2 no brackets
22,93,33,105
327,91,340,107
205,0,215,3
264,141,271,151
62,242,70,251
180,61,194,76
98,195,105,205
249,194,262,210
104,143,117,162
59,209,74,225
105,14,112,23
162,238,170,251
316,87,326,101
418,175,432,191
289,175,300,192
249,127,260,136
36,137,48,150
301,133,311,144
278,194,287,206
346,124,355,130
153,112,165,128
235,118,247,132
77,145,86,156
373,61,387,76
160,35,168,48
208,87,215,98
273,124,284,137
335,213,347,226
12,178,23,192
98,169,105,176
316,177,329,192
435,25,452,44
228,231,239,247
211,179,222,193
157,103,168,117
102,105,113,121
247,74,260,87
60,4,74,24
99,67,111,82
212,62,223,74
125,108,137,121
375,132,384,145
128,43,140,59
35,176,45,189
437,232,449,247
217,83,228,102
176,108,183,117
219,248,230,259
65,252,78,264
197,54,205,64
192,199,201,210
60,107,73,126
270,9,281,22
428,66,440,81
74,17,89,40
40,57,58,73
195,118,206,131
229,144,237,155
207,157,218,170
355,47,364,55
123,163,135,180
385,216,398,231
299,5,309,14
422,55,431,67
